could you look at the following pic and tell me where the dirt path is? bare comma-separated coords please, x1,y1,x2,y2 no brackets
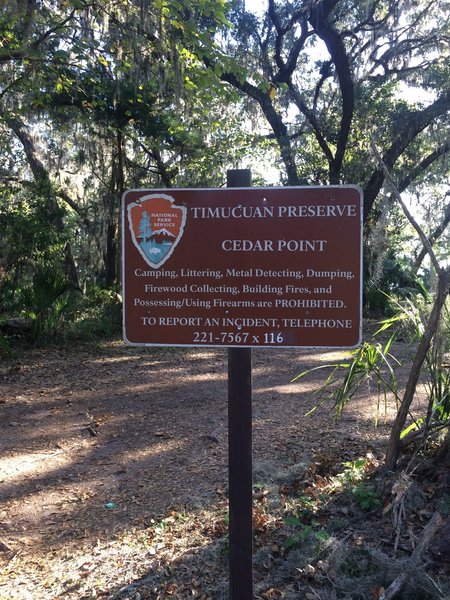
1,338,442,599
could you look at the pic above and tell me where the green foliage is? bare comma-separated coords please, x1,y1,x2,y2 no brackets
284,492,330,549
380,293,450,441
0,333,12,360
426,300,450,423
17,264,78,342
283,459,381,550
337,458,368,484
66,286,122,340
1,0,450,298
340,547,378,578
352,483,382,511
284,517,330,549
0,186,65,276
296,289,450,462
363,202,427,316
330,459,382,512
426,356,450,422
293,338,400,424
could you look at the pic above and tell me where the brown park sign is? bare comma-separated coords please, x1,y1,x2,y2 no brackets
122,186,363,347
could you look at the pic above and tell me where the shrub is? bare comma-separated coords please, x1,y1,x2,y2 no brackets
17,263,79,342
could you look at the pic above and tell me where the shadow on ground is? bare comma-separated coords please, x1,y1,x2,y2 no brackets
0,337,426,599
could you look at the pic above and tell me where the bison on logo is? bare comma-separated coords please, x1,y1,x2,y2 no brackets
127,194,187,268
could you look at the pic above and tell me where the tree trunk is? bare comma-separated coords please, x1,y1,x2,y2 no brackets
103,128,125,288
384,269,450,471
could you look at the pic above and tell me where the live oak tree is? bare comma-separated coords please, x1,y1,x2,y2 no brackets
0,0,246,286
193,0,450,470
198,0,450,224
0,0,89,287
1,0,448,288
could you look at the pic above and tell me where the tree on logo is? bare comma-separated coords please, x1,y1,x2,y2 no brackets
138,211,152,244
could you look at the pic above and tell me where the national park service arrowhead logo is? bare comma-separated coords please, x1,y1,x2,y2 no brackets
127,194,187,268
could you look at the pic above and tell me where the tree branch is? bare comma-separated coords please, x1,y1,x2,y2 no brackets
370,138,441,273
55,189,92,230
413,199,450,271
380,512,442,600
216,67,300,185
0,8,78,64
398,141,450,193
364,88,450,220
267,0,311,83
309,1,355,182
287,82,334,165
138,142,175,188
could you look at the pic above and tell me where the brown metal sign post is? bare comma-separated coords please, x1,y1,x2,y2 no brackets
121,179,363,599
227,169,253,599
